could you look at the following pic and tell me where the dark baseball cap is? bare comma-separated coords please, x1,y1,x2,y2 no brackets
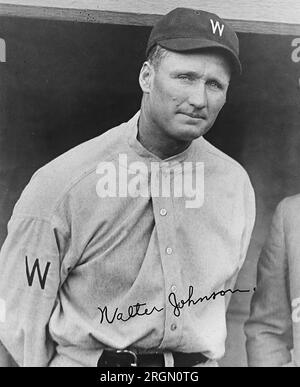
146,7,241,75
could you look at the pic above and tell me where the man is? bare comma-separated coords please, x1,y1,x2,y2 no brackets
0,7,255,367
245,195,300,367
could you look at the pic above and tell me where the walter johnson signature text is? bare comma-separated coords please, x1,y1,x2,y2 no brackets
97,285,254,324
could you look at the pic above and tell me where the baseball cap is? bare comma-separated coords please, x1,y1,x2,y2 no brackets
146,7,241,75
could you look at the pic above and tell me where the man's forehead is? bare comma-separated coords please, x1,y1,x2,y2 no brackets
158,49,231,77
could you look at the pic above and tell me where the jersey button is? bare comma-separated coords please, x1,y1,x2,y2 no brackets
160,208,167,216
166,247,173,255
171,285,177,292
171,323,177,331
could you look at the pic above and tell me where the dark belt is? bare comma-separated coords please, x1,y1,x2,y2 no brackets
97,349,209,367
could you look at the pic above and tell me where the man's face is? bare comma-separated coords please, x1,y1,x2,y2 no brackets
140,50,231,143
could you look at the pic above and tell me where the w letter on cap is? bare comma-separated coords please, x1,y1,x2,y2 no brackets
0,298,6,323
210,19,224,37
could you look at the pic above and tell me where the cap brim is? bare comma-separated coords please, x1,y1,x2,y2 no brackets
157,37,242,75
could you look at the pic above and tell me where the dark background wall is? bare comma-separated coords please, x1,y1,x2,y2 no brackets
0,16,299,366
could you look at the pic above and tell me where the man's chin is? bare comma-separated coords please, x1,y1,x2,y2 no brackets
174,125,208,142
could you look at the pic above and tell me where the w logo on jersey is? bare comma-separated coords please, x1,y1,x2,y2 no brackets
25,256,51,290
210,19,224,37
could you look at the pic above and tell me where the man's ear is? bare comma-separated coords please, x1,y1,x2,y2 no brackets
139,61,154,93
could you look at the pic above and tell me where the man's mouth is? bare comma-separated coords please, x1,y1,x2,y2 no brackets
180,112,206,120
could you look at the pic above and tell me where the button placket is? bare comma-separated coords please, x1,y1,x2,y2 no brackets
151,194,184,348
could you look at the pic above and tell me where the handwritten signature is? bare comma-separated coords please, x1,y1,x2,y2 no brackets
97,286,253,324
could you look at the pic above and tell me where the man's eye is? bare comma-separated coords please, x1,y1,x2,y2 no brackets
178,75,192,81
207,80,223,90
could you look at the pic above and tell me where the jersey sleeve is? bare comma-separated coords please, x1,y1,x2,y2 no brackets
0,214,62,366
225,173,256,308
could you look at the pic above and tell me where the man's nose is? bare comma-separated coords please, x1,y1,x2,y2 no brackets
188,83,207,109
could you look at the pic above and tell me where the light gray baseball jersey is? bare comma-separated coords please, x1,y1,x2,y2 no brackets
0,111,255,366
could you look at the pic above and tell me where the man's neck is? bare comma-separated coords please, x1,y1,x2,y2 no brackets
137,108,191,160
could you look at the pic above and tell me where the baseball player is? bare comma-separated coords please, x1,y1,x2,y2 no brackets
0,8,255,367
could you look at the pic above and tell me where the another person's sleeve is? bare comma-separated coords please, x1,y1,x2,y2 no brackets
0,214,62,366
244,200,293,366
